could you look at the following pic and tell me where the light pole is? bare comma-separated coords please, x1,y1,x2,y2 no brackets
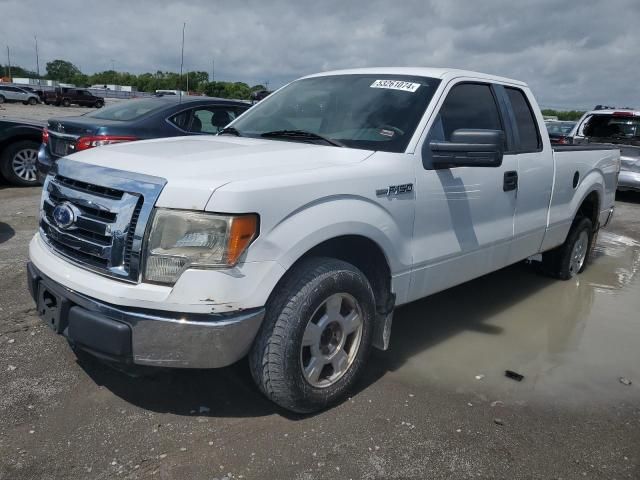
5,46,11,81
110,59,115,87
34,36,41,88
179,22,186,99
212,58,215,82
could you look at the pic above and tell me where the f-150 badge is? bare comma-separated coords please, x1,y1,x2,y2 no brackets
376,184,414,197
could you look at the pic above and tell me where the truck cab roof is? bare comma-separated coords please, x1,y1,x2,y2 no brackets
304,67,528,87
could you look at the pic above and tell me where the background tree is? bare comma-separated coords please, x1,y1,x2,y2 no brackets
541,109,586,121
46,59,81,83
1,64,39,79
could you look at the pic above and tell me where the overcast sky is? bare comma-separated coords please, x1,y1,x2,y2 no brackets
3,0,639,109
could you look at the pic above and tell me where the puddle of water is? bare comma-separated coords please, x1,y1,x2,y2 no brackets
386,230,640,406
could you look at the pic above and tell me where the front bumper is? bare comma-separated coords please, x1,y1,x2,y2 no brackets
27,262,265,368
618,170,640,191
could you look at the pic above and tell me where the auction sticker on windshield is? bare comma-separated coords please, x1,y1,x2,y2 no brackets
370,80,421,92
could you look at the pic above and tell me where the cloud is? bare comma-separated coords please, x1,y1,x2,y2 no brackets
3,0,639,108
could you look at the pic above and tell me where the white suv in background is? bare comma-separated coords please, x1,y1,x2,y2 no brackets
0,85,40,105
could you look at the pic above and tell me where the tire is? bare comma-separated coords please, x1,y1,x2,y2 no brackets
542,217,594,280
0,140,41,186
28,97,37,105
61,98,71,107
0,95,5,104
249,257,375,413
94,100,104,108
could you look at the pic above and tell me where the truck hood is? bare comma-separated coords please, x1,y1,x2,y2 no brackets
65,135,374,209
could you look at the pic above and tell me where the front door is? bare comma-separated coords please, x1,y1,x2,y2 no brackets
408,81,517,302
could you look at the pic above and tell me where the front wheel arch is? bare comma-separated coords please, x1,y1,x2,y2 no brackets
271,234,395,351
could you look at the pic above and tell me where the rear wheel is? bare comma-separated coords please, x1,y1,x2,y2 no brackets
94,100,104,108
0,140,41,186
61,98,71,107
28,97,37,105
249,257,375,413
542,217,594,280
0,95,5,104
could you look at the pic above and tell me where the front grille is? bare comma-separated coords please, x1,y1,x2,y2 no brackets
39,160,166,283
56,175,124,200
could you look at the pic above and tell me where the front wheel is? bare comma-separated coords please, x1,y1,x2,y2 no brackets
28,97,37,105
61,98,71,107
249,257,375,413
542,217,594,280
94,100,104,108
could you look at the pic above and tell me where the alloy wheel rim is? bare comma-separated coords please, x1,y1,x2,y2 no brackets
300,292,364,388
12,148,38,182
569,230,589,276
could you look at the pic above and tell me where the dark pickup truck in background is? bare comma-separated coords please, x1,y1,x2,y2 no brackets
43,87,105,108
0,119,43,186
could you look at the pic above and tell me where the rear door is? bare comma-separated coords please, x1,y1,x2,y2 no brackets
409,81,518,302
498,86,554,262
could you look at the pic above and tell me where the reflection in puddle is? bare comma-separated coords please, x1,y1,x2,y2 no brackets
385,230,640,406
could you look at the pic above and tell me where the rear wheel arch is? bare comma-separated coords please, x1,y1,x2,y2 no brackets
575,190,600,229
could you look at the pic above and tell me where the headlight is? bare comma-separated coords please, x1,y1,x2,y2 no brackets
144,209,258,284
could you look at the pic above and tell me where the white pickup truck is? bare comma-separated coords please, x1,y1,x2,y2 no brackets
28,68,619,412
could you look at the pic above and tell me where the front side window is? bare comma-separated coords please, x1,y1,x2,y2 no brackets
428,83,502,142
230,74,441,152
506,87,540,151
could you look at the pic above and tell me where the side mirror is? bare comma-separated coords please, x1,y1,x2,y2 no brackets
429,129,504,168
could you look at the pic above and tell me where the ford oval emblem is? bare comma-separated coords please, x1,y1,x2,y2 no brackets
52,202,76,229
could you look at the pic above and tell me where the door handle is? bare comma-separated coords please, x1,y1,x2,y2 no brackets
503,171,518,192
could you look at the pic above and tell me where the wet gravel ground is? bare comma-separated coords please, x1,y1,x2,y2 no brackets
0,185,639,480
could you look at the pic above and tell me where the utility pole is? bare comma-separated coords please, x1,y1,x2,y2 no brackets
211,58,215,82
265,80,270,91
34,36,41,88
110,58,115,87
179,22,186,100
6,46,12,81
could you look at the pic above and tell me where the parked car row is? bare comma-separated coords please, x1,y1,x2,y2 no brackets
2,90,639,194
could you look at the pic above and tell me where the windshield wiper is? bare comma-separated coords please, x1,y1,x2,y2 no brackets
218,126,242,137
260,130,344,147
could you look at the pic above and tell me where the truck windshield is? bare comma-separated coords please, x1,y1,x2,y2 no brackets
582,114,640,140
230,74,441,152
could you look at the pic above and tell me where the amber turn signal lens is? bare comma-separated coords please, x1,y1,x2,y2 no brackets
226,215,258,265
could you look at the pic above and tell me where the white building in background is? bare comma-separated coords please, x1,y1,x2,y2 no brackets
91,84,136,92
11,77,58,87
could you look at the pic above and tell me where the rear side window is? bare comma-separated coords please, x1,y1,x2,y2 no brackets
429,83,502,141
506,88,541,152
